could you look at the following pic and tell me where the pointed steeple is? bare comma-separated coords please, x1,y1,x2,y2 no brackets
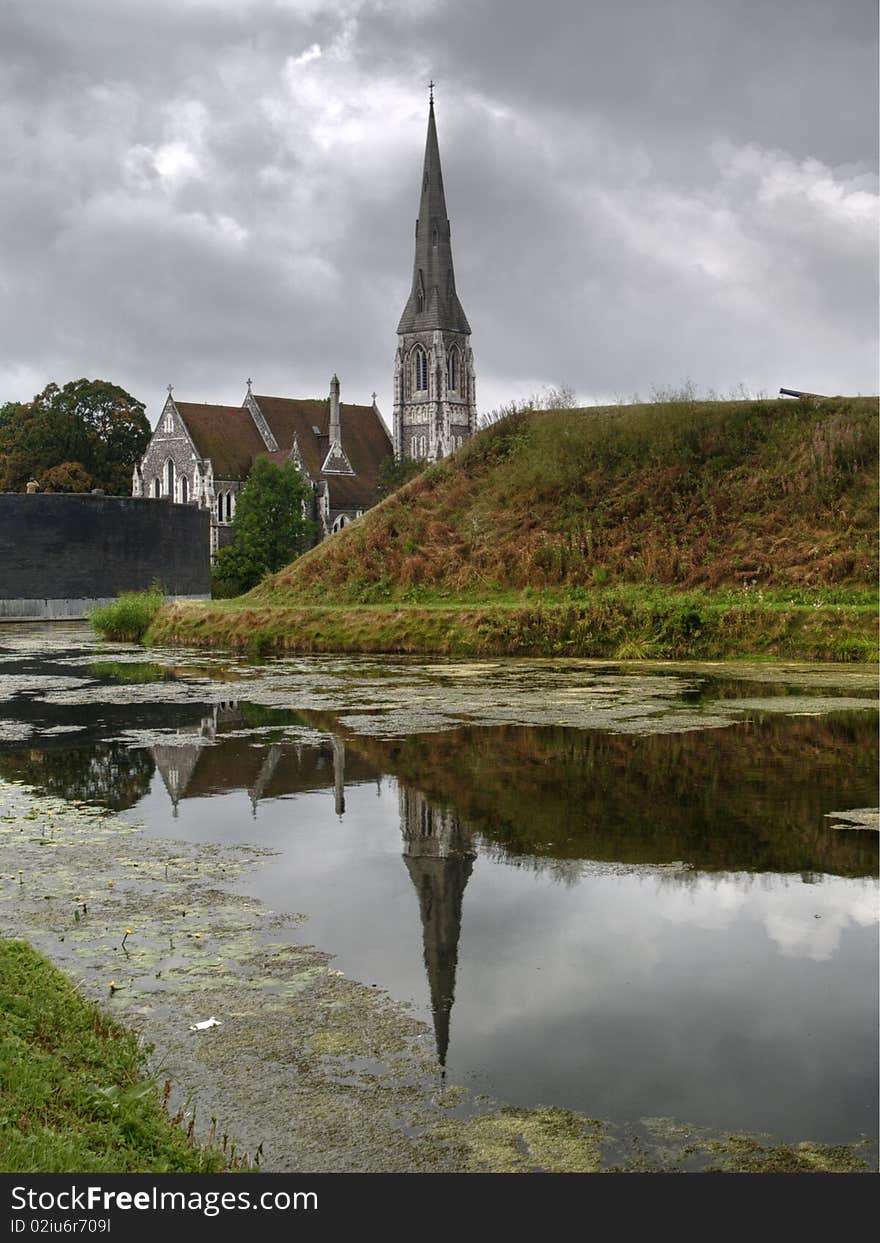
397,95,470,335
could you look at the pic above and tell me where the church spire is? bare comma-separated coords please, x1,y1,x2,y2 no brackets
397,94,470,336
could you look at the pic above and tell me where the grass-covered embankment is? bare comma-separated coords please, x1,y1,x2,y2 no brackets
152,585,877,662
0,938,232,1172
150,396,878,659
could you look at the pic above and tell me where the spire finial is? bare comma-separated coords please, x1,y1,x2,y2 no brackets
429,79,434,105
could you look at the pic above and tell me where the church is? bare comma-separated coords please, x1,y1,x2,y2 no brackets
132,376,391,557
132,92,475,557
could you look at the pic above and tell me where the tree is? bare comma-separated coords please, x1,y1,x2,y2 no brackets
0,378,150,494
39,461,94,493
375,454,424,499
214,457,317,595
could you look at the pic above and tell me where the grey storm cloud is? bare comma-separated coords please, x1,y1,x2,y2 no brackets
0,0,876,428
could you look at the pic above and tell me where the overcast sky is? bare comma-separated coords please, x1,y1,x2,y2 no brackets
1,0,877,429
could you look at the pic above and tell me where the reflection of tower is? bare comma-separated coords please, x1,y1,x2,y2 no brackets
400,787,476,1070
331,736,346,816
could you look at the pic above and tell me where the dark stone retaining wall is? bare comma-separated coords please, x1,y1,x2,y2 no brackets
0,493,210,620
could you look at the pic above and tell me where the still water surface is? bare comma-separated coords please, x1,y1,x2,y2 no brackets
1,624,877,1146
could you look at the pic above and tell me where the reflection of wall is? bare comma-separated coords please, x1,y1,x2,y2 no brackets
400,787,476,1069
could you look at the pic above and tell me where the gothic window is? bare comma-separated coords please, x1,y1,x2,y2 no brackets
153,478,161,498
226,493,233,522
217,493,224,523
180,476,188,503
447,346,459,392
166,459,175,497
412,346,428,393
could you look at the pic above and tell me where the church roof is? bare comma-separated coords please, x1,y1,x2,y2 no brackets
172,394,392,507
253,395,392,510
174,402,265,481
397,100,471,336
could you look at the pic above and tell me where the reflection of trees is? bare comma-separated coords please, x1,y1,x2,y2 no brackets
0,743,154,810
347,713,878,878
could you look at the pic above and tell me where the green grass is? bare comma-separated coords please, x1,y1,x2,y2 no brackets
0,938,239,1172
149,583,878,663
91,586,165,643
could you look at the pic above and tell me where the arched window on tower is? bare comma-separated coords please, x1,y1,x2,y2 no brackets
412,346,428,393
447,346,459,393
166,459,175,498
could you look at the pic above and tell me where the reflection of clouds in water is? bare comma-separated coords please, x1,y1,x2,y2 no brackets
658,872,878,962
763,888,878,963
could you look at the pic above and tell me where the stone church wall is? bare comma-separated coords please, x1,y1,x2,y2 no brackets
0,493,210,620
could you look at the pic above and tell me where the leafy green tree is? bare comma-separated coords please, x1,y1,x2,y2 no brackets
0,379,149,494
214,458,317,595
375,454,424,499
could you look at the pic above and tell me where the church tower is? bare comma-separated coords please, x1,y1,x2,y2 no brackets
393,89,476,462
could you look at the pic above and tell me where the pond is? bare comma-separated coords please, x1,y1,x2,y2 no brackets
1,622,877,1167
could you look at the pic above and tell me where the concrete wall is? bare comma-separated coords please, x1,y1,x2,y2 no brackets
0,493,210,621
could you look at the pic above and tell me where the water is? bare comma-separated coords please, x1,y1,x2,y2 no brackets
1,623,877,1148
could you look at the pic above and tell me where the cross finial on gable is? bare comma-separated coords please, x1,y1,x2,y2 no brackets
167,384,173,396
372,392,377,405
246,377,252,394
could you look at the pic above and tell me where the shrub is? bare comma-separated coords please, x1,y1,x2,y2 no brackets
90,585,165,643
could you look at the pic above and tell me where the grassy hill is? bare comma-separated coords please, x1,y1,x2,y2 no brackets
151,396,878,660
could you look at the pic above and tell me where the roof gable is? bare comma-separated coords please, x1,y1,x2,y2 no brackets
174,403,265,480
253,395,392,506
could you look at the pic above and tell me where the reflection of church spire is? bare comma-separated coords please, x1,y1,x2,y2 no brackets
400,788,475,1071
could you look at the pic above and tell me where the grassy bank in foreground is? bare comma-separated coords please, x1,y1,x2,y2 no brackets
0,939,233,1173
149,584,878,662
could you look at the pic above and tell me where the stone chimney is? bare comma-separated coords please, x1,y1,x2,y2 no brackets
321,373,354,475
329,373,341,443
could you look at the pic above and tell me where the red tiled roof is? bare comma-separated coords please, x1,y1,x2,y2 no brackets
174,395,392,508
253,395,392,509
175,403,265,481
